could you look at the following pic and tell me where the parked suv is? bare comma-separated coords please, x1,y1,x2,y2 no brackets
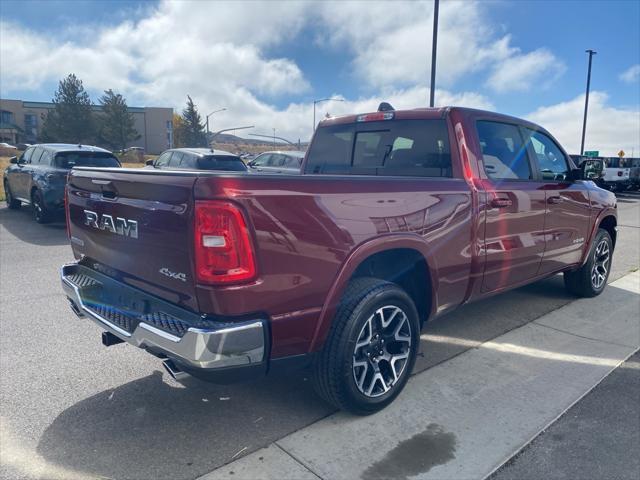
147,148,248,172
4,144,120,223
248,150,305,174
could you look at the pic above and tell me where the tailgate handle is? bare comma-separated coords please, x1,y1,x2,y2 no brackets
102,189,117,199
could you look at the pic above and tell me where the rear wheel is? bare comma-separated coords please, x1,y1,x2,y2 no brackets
31,189,51,224
564,228,612,297
312,277,420,415
4,181,20,209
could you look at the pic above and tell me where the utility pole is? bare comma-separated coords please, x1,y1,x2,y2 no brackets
429,0,439,107
580,49,596,155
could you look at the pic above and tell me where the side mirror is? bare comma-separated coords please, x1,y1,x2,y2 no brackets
9,156,18,164
580,159,603,180
145,159,154,166
247,161,256,167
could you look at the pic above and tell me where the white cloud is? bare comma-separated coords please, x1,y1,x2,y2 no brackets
486,48,565,93
1,0,561,141
315,1,562,92
619,64,640,84
527,92,640,157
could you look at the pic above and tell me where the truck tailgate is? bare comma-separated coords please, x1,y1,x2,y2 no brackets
67,168,200,310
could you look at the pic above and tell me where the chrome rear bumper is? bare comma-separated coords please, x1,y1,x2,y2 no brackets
61,263,266,372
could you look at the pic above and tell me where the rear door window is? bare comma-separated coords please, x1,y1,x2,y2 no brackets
168,152,184,167
476,121,532,180
305,119,452,177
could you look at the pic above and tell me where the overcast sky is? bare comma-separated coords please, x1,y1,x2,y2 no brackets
1,0,639,155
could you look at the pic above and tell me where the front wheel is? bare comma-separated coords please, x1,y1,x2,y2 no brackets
564,228,613,297
312,277,420,415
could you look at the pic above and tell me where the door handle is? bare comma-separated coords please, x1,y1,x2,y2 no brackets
490,198,513,208
547,196,563,204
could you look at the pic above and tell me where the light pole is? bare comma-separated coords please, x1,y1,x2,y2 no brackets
580,50,596,156
313,97,344,132
429,0,439,107
273,128,276,147
250,133,295,146
206,108,227,136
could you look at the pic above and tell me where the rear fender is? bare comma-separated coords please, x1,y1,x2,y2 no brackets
308,234,438,352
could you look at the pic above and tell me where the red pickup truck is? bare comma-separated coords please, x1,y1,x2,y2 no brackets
61,105,616,414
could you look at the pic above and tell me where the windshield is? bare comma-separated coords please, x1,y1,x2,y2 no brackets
198,155,247,171
55,152,120,169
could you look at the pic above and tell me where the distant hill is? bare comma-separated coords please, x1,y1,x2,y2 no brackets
210,133,308,155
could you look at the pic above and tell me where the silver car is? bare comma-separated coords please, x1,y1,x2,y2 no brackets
248,150,305,174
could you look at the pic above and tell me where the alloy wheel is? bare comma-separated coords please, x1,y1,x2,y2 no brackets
352,305,413,398
591,239,610,290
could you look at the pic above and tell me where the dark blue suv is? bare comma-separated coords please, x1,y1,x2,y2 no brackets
4,144,120,223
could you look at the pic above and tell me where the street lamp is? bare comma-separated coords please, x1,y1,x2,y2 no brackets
580,50,597,156
206,108,227,135
313,97,344,132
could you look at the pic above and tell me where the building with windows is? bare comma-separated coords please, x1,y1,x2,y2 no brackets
0,99,173,154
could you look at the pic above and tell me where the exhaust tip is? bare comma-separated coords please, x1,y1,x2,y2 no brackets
163,359,189,381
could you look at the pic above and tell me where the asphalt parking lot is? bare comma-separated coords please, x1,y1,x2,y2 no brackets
1,191,639,480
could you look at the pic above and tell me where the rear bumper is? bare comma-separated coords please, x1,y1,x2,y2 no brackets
61,263,268,378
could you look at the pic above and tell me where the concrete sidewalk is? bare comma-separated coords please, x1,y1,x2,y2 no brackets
201,271,640,480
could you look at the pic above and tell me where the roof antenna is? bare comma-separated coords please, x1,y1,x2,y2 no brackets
378,102,394,112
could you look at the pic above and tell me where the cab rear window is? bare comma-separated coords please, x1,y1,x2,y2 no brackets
55,152,120,169
305,119,452,177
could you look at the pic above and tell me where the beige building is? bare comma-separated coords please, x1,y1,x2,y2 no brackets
0,99,173,154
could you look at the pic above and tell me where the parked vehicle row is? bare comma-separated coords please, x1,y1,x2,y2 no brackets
4,143,120,223
59,104,617,414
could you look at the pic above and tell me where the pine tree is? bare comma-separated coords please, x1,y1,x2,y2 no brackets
40,74,95,143
181,95,206,147
97,89,140,151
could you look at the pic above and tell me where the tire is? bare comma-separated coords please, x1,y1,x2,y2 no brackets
312,277,420,415
4,181,20,209
564,229,613,297
31,189,51,224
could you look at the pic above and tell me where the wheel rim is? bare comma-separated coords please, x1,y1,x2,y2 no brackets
33,193,43,220
591,239,610,290
352,305,412,398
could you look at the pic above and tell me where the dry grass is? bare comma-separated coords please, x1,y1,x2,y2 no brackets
0,156,147,202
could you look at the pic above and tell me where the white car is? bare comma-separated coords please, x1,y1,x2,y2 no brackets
0,142,17,150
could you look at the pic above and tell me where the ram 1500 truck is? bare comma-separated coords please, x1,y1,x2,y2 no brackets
61,105,616,414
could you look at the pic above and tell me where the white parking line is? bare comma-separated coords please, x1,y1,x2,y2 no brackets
200,271,640,480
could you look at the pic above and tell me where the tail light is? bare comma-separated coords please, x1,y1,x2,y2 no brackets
194,201,256,284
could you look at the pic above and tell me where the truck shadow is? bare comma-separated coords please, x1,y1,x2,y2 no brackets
36,370,332,480
0,206,67,246
34,276,583,480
